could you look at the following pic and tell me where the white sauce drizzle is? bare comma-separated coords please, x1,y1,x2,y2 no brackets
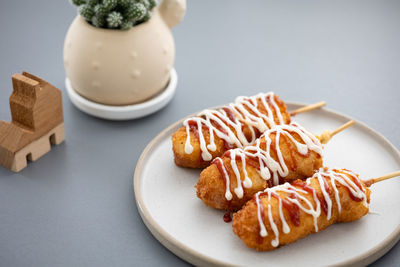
183,92,285,161
215,158,232,201
216,123,323,199
278,196,291,234
254,168,368,247
256,192,267,237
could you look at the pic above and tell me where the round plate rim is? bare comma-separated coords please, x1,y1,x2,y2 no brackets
133,102,400,267
65,68,178,120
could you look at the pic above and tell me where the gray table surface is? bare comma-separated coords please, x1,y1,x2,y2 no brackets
1,0,399,266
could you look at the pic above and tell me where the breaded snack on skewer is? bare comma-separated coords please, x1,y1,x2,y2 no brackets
232,168,370,251
172,92,290,168
196,123,323,211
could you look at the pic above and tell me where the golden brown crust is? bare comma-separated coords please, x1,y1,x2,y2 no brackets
172,94,290,168
172,126,226,168
232,171,371,251
195,132,323,211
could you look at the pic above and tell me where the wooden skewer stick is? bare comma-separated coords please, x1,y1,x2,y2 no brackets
319,120,355,144
290,101,326,116
363,170,400,187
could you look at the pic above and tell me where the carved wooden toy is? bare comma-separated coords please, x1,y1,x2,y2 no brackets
0,72,65,172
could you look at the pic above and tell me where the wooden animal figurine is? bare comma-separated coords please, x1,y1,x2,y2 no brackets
0,72,65,172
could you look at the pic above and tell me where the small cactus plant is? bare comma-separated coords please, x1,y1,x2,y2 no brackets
71,0,157,30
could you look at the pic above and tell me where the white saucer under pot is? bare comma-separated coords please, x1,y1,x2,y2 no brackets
65,68,177,120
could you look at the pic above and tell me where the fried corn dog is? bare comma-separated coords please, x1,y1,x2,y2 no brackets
232,168,370,251
196,123,323,211
172,92,290,168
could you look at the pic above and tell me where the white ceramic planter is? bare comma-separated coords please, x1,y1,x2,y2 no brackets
65,68,177,120
63,0,186,106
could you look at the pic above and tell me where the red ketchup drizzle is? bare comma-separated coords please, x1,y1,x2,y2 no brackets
272,192,300,226
223,150,259,171
341,171,364,202
319,196,328,215
212,158,229,186
346,190,364,202
187,120,200,139
286,130,311,159
223,210,232,223
187,121,205,163
321,175,332,194
253,190,301,242
222,107,237,123
212,114,235,151
292,180,329,215
212,158,234,222
234,155,248,198
245,157,260,171
265,96,277,124
280,134,298,172
223,141,234,151
222,150,231,157
256,197,266,244
231,105,256,144
187,120,207,164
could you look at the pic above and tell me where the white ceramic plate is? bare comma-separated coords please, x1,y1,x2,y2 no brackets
65,68,177,120
134,103,400,267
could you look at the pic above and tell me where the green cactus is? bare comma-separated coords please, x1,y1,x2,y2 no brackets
121,20,133,30
148,0,157,9
125,3,146,21
107,11,123,28
92,14,106,27
138,0,150,9
103,0,118,10
78,4,95,21
94,4,108,17
87,0,99,6
72,0,86,5
119,0,134,9
71,0,158,30
141,11,151,23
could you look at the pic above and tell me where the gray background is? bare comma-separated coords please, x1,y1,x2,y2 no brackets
0,0,399,266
